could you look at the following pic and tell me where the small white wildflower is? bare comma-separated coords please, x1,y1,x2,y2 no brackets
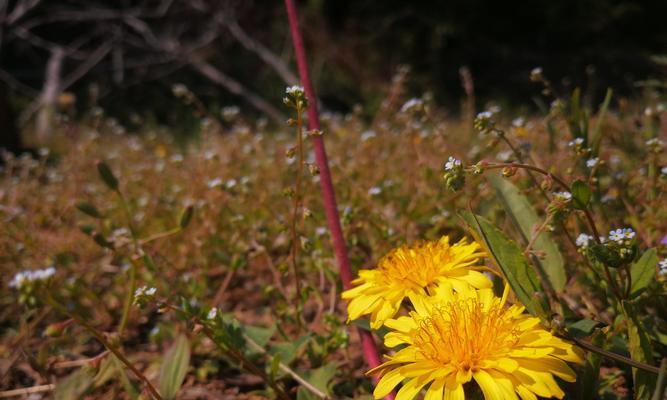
530,67,543,81
225,179,237,189
476,111,493,120
646,138,664,146
9,267,56,289
207,308,218,320
316,227,327,236
368,186,382,196
400,98,424,113
568,138,584,147
661,166,667,175
207,178,223,189
221,106,240,121
586,157,599,168
512,117,525,127
285,85,304,96
576,233,594,248
659,259,667,275
444,156,462,171
553,191,572,201
361,130,377,141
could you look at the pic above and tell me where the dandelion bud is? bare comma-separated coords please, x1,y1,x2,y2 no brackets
501,166,517,177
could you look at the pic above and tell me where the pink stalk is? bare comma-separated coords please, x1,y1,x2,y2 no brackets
283,1,395,399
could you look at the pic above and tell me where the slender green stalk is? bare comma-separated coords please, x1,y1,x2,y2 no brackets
564,334,660,375
290,105,305,329
46,294,162,400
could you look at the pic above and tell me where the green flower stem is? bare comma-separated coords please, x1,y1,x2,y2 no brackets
563,334,660,375
45,294,163,400
290,105,305,329
118,258,138,336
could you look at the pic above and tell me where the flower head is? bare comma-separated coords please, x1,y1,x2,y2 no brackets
370,286,583,400
576,233,594,248
342,236,491,329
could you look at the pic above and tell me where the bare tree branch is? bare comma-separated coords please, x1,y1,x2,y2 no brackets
218,13,298,85
190,59,284,123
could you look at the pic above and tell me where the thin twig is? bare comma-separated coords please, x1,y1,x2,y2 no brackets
0,384,55,398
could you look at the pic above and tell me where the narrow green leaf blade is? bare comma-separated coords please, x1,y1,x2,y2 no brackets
460,211,549,316
95,161,119,191
75,201,104,219
488,175,566,292
158,334,191,400
630,248,658,297
622,300,656,399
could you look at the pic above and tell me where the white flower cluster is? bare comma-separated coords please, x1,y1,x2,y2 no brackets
400,98,424,113
659,259,667,276
608,228,635,242
476,111,494,120
645,138,665,147
568,138,584,147
134,286,156,298
586,157,599,168
207,307,219,320
661,166,667,176
9,267,56,289
285,85,304,96
576,233,594,248
444,156,462,171
553,191,572,201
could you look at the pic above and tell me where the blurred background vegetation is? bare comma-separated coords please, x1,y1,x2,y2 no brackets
2,0,667,140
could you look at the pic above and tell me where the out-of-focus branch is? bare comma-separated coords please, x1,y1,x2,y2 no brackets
190,59,284,123
6,0,41,25
218,13,298,85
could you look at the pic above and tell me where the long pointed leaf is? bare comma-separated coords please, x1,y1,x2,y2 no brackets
488,174,566,292
460,211,549,317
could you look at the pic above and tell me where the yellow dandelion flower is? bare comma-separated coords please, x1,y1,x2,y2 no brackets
342,236,491,329
370,286,584,400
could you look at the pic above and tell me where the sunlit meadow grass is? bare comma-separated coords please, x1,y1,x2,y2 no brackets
1,81,666,399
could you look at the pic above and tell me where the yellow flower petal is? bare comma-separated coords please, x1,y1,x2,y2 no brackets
373,368,405,399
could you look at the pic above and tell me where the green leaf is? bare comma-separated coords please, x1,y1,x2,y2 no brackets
269,353,281,381
488,174,566,292
298,362,338,397
179,205,194,229
142,254,157,273
591,88,613,155
570,180,592,210
96,161,119,191
55,367,95,400
622,300,656,399
460,211,549,317
243,324,275,355
630,248,658,297
75,201,104,218
158,334,191,400
567,318,602,339
270,334,311,365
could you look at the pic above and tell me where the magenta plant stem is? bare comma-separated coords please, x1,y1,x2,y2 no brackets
283,1,394,398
